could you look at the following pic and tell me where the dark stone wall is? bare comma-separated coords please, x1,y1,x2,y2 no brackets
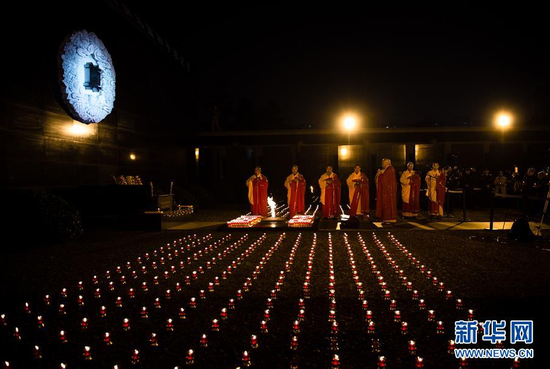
1,1,196,190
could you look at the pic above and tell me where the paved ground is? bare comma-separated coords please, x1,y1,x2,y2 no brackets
1,205,549,368
163,205,549,233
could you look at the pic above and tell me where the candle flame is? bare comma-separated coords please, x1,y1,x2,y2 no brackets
267,196,276,217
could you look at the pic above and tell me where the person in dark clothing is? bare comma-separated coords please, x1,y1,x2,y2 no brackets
480,168,493,206
522,168,538,215
522,168,537,196
535,171,549,198
462,168,475,209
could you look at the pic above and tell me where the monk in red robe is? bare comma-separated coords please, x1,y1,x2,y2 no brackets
425,162,446,218
375,158,397,224
246,166,269,216
319,166,341,219
347,164,370,218
285,165,306,217
400,162,421,218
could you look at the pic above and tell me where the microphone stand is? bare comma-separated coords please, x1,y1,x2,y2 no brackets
535,186,550,237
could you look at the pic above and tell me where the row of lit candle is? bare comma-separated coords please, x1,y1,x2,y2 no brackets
181,233,287,367
327,233,341,368
25,236,251,330
241,233,308,367
1,234,274,367
227,215,262,228
385,232,476,322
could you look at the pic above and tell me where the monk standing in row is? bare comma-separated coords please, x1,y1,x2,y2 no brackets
246,166,269,216
400,162,421,218
347,164,370,219
375,158,397,224
285,165,306,217
319,166,341,219
425,162,446,218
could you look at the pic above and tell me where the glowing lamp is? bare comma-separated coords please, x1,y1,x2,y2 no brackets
81,317,88,330
201,334,208,348
332,354,340,368
186,349,195,365
83,346,91,361
401,321,408,334
437,321,445,334
448,340,455,354
37,315,44,329
291,336,299,350
495,112,512,129
293,320,300,334
167,318,175,331
242,351,251,367
368,321,376,334
419,299,426,310
141,307,148,319
104,332,112,345
377,356,386,368
131,349,140,364
408,340,416,354
212,319,219,331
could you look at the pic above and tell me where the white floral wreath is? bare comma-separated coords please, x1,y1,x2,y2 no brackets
59,30,116,123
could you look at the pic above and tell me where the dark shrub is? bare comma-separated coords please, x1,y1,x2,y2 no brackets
185,184,215,209
6,190,83,243
173,186,199,209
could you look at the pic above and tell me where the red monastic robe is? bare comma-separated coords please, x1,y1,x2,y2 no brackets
376,166,397,222
426,170,446,216
286,173,306,217
247,175,269,216
348,172,370,217
401,171,421,217
319,173,341,218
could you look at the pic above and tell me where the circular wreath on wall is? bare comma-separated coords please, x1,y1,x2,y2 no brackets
58,30,116,124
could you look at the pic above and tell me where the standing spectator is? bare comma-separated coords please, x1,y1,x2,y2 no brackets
462,168,475,208
535,171,549,198
522,168,537,196
494,171,508,196
511,171,523,194
480,168,493,206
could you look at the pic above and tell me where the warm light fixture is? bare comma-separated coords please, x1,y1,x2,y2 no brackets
343,115,357,131
195,147,200,162
339,146,349,158
66,121,93,136
495,112,513,129
129,153,136,160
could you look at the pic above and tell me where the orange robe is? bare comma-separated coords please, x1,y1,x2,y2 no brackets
246,175,268,216
400,170,420,217
347,172,370,216
375,166,397,222
319,173,341,218
285,173,306,217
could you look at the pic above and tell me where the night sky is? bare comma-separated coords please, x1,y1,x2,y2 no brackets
108,4,550,128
